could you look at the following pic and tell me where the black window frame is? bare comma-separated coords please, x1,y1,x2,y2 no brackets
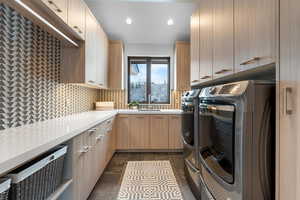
128,56,171,104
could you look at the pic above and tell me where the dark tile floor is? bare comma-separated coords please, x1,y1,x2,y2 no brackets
88,152,197,200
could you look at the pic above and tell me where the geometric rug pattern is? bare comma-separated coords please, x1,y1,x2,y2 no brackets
118,161,183,200
0,4,99,131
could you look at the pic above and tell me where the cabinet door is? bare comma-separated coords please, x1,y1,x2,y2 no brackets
279,0,300,199
212,0,234,79
168,116,183,149
234,0,276,72
72,133,90,200
96,25,109,88
129,115,150,149
72,134,84,200
150,115,169,149
116,115,130,150
68,0,86,40
199,0,213,82
85,9,97,85
190,10,201,85
108,41,124,89
176,42,190,90
41,0,68,23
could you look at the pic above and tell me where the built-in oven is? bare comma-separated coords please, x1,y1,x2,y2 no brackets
198,81,275,200
199,102,235,185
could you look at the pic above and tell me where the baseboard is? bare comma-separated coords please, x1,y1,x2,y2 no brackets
116,149,183,153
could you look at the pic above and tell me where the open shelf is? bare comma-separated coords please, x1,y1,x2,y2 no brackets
47,179,73,200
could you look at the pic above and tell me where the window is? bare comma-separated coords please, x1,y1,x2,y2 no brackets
128,57,170,104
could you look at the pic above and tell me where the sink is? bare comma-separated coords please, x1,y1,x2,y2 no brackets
138,109,161,112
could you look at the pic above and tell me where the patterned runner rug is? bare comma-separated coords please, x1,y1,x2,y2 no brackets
117,161,183,200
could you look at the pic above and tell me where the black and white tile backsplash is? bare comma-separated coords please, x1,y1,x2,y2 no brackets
0,4,99,130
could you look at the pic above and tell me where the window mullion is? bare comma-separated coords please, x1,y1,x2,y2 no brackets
147,57,151,104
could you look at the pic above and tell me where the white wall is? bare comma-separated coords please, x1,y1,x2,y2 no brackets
124,43,175,89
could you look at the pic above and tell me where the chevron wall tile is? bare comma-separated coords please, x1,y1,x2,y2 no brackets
0,4,99,131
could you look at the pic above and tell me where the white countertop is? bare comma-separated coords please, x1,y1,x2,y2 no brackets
117,109,183,115
0,109,182,176
0,111,117,176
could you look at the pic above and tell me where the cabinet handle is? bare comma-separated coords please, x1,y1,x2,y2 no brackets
191,80,199,83
88,80,95,84
214,69,232,75
283,86,293,116
48,0,62,13
73,26,83,34
79,146,90,154
200,75,211,80
88,128,97,134
240,57,261,66
96,135,104,141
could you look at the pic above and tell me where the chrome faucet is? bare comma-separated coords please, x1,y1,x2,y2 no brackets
148,94,151,105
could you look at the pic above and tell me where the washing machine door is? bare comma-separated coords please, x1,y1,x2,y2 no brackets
181,103,194,146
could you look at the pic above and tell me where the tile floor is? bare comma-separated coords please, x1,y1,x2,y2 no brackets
88,152,197,200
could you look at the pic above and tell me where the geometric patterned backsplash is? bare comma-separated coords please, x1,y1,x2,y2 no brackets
0,4,99,131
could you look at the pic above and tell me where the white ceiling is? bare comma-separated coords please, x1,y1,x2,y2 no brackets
84,0,198,44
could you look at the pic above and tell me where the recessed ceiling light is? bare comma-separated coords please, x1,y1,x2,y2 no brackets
126,17,132,25
167,18,174,26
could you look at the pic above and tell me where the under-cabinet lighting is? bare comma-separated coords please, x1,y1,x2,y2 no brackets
14,0,78,47
126,17,132,25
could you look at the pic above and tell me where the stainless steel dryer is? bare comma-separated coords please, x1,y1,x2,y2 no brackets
198,80,275,200
181,89,201,199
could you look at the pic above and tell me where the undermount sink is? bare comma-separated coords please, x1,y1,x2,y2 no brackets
138,109,161,112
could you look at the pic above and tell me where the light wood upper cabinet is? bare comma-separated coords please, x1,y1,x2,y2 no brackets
175,41,190,90
150,115,169,149
278,0,299,199
108,41,124,89
213,0,234,79
234,0,276,72
199,0,213,82
169,115,183,149
129,115,150,149
41,0,68,23
85,9,98,85
68,0,86,40
96,25,109,88
190,10,201,85
117,115,130,150
61,8,108,88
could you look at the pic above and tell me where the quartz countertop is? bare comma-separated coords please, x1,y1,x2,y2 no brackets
0,111,117,176
0,109,183,176
117,109,183,115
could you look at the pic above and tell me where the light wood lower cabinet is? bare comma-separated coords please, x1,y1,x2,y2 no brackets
116,115,182,150
129,115,150,149
72,117,116,200
150,115,169,149
169,115,183,149
116,115,130,150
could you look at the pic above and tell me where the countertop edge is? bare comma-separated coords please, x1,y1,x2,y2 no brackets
0,111,117,176
0,109,182,176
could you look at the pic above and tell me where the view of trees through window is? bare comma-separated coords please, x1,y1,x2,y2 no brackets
128,57,170,104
